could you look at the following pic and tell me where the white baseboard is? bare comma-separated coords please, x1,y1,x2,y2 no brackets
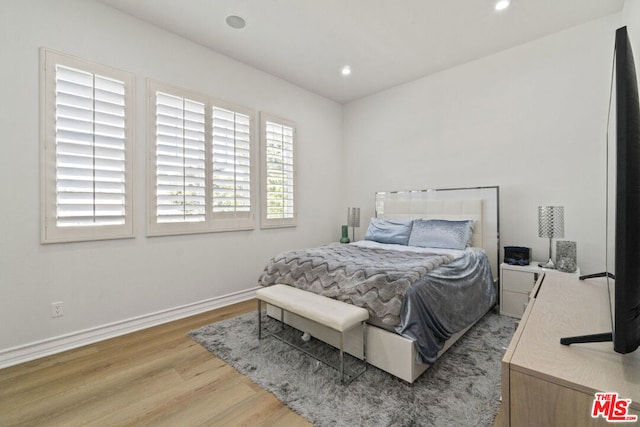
0,287,259,369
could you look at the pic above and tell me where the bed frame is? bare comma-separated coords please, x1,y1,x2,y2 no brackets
266,186,500,383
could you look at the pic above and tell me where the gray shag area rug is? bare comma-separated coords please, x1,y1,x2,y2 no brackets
189,307,516,427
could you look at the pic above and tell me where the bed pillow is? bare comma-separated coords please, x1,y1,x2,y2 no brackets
407,219,475,250
364,218,414,245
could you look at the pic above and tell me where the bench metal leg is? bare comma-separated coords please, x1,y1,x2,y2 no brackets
280,306,285,332
340,333,345,383
339,321,367,384
257,300,262,340
257,302,286,339
362,321,367,367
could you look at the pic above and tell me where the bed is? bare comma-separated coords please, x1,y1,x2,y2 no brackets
258,186,500,383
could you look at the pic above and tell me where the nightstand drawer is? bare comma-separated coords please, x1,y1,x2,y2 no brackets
502,269,538,294
501,290,531,318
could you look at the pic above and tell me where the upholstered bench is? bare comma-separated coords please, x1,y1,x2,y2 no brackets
255,284,369,384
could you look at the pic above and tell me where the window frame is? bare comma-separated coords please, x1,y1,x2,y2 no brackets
260,113,297,229
40,48,135,244
147,80,257,236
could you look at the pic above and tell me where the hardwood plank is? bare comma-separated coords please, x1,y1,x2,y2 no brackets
0,299,311,427
206,387,301,427
133,373,258,426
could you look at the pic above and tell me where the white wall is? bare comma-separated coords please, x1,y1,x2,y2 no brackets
1,0,633,365
343,14,623,273
624,0,640,48
0,0,343,360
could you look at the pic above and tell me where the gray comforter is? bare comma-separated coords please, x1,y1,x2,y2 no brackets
258,242,496,363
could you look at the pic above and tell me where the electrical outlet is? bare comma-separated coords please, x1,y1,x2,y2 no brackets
51,301,64,318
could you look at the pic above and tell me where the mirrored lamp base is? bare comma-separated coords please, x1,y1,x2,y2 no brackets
539,259,556,269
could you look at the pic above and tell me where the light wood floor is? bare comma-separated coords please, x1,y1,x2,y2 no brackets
0,300,311,427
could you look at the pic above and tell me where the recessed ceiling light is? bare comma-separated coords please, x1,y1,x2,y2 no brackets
226,15,246,29
495,0,510,11
341,65,352,76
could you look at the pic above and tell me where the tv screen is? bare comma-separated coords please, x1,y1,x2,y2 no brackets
561,26,640,354
613,25,640,354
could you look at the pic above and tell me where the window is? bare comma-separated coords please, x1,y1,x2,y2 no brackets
41,49,135,243
147,80,256,235
153,90,206,225
212,106,252,215
260,113,296,228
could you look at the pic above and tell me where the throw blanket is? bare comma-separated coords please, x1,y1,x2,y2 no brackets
396,246,496,362
258,243,455,327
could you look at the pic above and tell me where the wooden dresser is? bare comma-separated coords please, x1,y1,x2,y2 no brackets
497,272,640,426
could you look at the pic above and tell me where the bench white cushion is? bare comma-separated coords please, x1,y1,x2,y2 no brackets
256,284,369,332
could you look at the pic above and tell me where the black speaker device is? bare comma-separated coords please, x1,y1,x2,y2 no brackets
504,246,530,266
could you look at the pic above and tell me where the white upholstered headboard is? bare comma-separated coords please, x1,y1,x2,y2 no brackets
375,186,500,280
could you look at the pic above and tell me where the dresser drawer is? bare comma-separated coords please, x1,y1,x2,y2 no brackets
502,269,538,294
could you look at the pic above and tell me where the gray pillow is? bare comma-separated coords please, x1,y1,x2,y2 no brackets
408,219,475,250
364,218,413,245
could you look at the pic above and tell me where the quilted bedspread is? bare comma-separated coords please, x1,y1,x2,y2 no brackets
258,242,496,363
258,243,454,327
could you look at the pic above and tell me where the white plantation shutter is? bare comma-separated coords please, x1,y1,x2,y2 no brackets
154,92,206,223
261,114,296,228
55,66,127,226
265,121,294,218
212,106,251,214
147,81,256,235
41,49,134,243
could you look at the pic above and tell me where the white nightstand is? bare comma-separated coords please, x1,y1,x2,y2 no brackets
500,262,580,319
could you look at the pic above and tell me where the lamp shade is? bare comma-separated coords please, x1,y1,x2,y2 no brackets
347,207,361,228
538,206,564,239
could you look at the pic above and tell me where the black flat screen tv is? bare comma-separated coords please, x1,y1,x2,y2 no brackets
561,26,640,354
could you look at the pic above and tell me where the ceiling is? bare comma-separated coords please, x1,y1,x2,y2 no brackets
98,0,625,103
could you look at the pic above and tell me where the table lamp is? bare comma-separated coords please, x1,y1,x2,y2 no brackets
538,206,564,269
347,207,360,242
